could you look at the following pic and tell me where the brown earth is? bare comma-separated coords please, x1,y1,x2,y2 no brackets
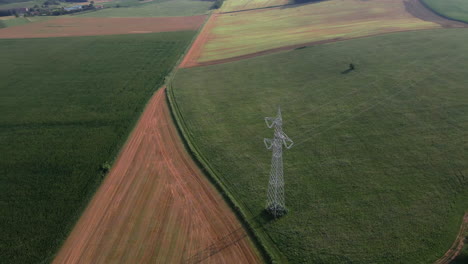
53,87,261,264
179,13,219,68
434,212,468,264
0,16,206,39
180,0,467,69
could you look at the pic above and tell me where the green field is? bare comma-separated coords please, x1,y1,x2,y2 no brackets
171,28,468,263
423,0,468,23
76,0,212,17
0,0,44,9
0,31,195,263
0,16,53,28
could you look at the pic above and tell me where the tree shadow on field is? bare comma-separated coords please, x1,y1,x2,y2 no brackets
184,211,276,264
283,0,329,9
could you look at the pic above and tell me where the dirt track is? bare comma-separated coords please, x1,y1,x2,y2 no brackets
53,88,261,264
180,0,467,69
434,212,468,264
179,13,219,68
0,16,206,39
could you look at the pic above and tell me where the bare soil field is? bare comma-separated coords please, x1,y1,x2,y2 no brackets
53,88,261,264
180,0,467,67
0,16,206,38
180,13,218,68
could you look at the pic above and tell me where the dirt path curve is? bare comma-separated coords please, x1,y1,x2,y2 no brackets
53,88,261,264
180,0,467,69
434,212,468,264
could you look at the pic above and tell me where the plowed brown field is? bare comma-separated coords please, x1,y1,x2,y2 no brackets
53,88,261,264
0,16,206,39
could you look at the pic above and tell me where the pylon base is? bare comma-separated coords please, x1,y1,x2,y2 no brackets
265,203,288,218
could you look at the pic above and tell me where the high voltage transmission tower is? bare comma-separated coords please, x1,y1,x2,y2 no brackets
264,107,293,218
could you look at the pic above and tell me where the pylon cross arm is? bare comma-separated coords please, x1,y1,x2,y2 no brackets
264,138,273,149
279,131,294,149
265,117,277,128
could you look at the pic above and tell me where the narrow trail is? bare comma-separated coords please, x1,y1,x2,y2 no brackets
53,88,261,264
434,212,468,264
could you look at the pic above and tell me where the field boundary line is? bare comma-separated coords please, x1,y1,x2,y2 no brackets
219,3,295,14
164,13,278,263
420,0,468,25
165,85,284,264
434,212,468,264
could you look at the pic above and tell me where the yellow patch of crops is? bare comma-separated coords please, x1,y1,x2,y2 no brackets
199,0,441,62
220,0,290,12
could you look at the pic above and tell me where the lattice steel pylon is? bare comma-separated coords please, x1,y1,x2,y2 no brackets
264,107,293,218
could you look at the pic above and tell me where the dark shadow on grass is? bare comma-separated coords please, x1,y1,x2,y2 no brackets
451,253,468,264
282,0,329,9
341,68,354,74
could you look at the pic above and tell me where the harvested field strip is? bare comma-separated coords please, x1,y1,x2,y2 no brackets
53,88,261,264
180,13,218,68
220,0,289,13
0,16,206,39
435,212,468,264
186,0,448,64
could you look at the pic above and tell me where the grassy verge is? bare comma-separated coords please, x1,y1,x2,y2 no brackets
171,28,468,263
166,85,281,264
0,31,195,263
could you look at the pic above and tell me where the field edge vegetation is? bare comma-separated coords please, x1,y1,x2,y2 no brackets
166,85,281,264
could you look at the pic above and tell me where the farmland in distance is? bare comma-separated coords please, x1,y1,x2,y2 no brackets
0,31,195,263
187,0,444,64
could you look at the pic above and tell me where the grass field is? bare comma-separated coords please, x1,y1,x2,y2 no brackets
0,0,47,9
171,28,468,263
423,0,468,23
76,0,212,17
0,16,53,29
193,0,441,63
0,31,195,264
219,0,289,12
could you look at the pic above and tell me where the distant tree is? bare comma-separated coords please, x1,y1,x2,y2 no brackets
211,0,224,9
292,0,326,3
0,10,12,16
